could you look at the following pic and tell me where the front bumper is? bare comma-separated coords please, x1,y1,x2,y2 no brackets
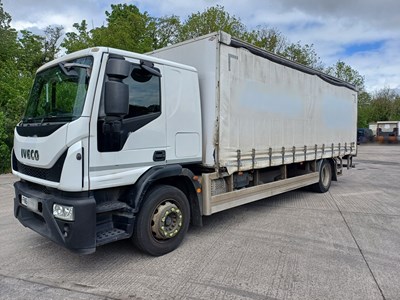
14,181,96,254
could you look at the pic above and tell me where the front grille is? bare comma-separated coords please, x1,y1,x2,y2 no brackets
14,150,67,183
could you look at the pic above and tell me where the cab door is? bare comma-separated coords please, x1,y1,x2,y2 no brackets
89,54,166,190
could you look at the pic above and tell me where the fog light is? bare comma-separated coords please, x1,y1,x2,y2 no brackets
53,204,74,221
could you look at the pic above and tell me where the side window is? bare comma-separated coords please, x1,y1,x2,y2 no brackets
123,64,161,119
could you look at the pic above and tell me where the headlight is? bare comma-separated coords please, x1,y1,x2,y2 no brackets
53,204,74,221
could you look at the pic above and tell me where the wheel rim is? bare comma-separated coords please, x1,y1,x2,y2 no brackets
151,201,183,240
321,163,331,188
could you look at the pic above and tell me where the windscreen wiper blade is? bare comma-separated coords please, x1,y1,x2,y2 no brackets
41,115,72,123
64,63,92,70
59,62,91,77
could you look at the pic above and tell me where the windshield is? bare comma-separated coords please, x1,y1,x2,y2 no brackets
23,56,93,124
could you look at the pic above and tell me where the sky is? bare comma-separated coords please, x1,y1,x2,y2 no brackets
2,0,400,93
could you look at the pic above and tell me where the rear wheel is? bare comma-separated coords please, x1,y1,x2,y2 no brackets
311,160,332,193
133,185,190,256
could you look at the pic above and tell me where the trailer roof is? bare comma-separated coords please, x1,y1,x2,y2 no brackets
151,32,358,92
377,121,400,124
227,34,358,92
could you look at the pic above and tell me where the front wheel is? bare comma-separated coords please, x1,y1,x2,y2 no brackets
311,160,332,193
133,185,190,256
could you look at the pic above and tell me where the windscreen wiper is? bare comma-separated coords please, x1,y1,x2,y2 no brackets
59,62,91,77
40,115,72,124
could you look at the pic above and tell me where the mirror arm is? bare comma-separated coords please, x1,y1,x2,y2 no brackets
140,60,162,77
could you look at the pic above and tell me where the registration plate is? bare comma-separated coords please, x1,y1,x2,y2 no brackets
21,195,39,212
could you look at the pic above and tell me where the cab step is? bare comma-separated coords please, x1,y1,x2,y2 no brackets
96,201,130,213
96,228,130,246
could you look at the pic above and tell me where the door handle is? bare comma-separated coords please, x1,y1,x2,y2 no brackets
153,150,166,162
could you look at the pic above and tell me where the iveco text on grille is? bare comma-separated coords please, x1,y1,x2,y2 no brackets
20,149,39,161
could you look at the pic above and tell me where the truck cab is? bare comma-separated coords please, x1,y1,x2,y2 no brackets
12,47,202,255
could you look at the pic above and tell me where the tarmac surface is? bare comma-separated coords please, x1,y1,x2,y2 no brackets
0,144,399,300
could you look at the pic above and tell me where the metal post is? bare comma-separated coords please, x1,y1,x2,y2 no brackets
292,146,296,163
251,148,255,169
237,150,241,172
314,144,318,160
269,147,272,166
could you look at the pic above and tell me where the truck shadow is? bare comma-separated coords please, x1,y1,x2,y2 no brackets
26,189,316,264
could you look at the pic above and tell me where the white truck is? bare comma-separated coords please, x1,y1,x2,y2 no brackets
376,121,400,143
12,32,357,256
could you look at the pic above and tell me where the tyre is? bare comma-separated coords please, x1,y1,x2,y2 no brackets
311,160,332,193
133,185,190,256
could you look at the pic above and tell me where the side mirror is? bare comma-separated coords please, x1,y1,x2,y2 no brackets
105,81,129,117
104,58,131,117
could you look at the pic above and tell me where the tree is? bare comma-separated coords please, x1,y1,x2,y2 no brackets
91,4,155,53
244,26,288,54
152,15,181,49
63,5,157,53
356,88,400,127
370,98,392,122
0,1,18,172
178,5,247,41
357,91,372,128
0,0,17,62
281,42,324,70
17,30,45,74
326,60,365,91
391,94,400,121
369,88,399,122
0,1,39,172
61,20,94,53
0,111,9,172
0,59,32,173
43,25,64,61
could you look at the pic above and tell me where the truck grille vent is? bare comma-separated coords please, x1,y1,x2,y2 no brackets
13,150,67,183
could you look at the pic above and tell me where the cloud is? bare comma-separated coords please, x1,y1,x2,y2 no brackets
2,0,399,92
274,0,400,31
223,0,400,91
347,39,400,91
3,0,111,31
